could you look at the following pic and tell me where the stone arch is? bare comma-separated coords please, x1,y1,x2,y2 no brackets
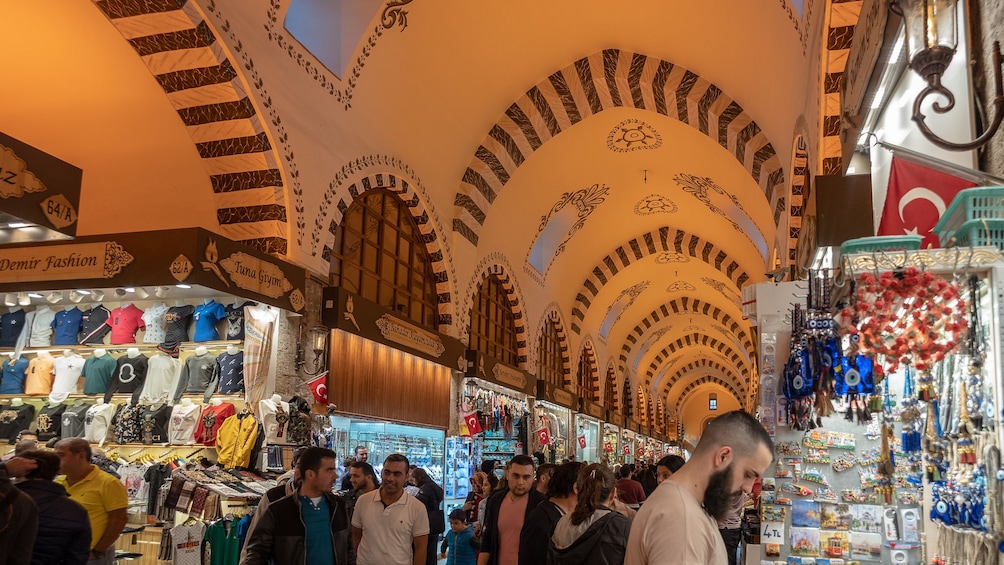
570,227,750,334
323,172,455,327
673,377,743,417
575,337,600,401
96,0,290,254
532,304,573,385
646,333,750,381
452,48,786,246
820,1,864,174
460,257,530,367
619,297,754,369
660,363,747,405
788,135,810,264
603,359,618,411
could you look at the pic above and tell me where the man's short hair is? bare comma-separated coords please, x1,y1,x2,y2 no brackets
354,445,367,454
349,460,380,487
384,453,410,469
695,410,773,458
20,450,60,481
56,438,92,461
657,454,686,473
297,447,336,477
618,465,633,478
13,439,38,456
509,454,534,468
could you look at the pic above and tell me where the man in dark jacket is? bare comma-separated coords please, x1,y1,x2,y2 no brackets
17,450,91,565
478,455,545,565
0,456,39,565
243,447,349,565
412,467,445,565
518,462,581,565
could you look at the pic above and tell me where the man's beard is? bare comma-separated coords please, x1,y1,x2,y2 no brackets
704,464,742,521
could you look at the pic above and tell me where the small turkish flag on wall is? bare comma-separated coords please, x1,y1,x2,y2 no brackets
536,427,551,446
463,412,482,435
308,372,328,405
577,435,587,449
878,156,977,248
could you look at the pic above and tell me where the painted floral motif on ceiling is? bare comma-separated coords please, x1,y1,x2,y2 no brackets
607,119,662,153
683,324,705,332
600,280,651,339
634,194,678,216
672,172,762,252
654,251,690,264
666,281,696,293
527,183,609,273
702,276,742,305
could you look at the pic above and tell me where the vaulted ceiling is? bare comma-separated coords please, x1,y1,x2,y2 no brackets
1,0,853,435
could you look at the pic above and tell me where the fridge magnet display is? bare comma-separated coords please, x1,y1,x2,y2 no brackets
765,542,782,558
802,467,829,485
762,478,776,491
841,489,878,504
820,503,852,530
777,398,788,425
762,505,787,522
793,500,821,527
814,487,838,503
806,449,831,464
848,531,882,560
851,504,882,533
826,431,856,450
776,441,802,456
803,429,827,449
819,530,849,558
900,508,920,542
781,482,814,497
776,459,793,478
790,527,821,557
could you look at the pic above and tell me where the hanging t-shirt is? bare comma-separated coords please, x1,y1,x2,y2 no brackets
204,514,241,565
243,304,278,409
29,306,56,347
141,354,181,403
141,404,173,444
51,353,86,397
106,304,145,345
141,302,170,344
224,302,253,341
25,353,55,396
61,403,91,439
173,352,218,402
35,403,66,441
206,351,244,402
104,354,149,404
259,399,291,445
0,356,28,394
0,403,35,442
51,308,83,345
169,403,202,445
171,521,206,565
112,403,145,444
0,309,26,347
82,354,117,395
194,402,235,445
164,305,195,343
83,402,117,444
192,301,226,342
79,305,111,344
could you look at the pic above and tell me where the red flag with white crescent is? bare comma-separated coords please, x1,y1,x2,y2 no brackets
577,435,587,449
536,427,551,446
878,156,977,248
463,412,483,435
308,372,328,405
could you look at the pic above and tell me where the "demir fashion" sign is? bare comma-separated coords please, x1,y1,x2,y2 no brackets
0,242,133,283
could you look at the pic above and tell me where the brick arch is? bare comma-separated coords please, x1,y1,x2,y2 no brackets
96,0,290,255
570,227,750,334
603,359,618,411
787,135,810,264
673,378,743,417
322,173,454,327
660,360,747,402
646,333,750,381
575,337,600,401
460,258,530,367
820,1,863,174
532,303,572,379
452,48,786,246
619,297,754,369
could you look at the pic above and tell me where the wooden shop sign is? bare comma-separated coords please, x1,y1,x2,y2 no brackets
0,130,82,236
0,241,132,283
464,350,537,396
536,380,578,410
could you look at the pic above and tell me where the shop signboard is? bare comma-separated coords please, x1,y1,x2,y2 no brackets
0,228,306,311
0,130,82,237
321,286,466,370
464,350,537,396
641,425,651,438
535,380,578,411
580,398,604,420
626,419,640,433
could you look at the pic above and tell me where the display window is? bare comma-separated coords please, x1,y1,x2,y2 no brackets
574,413,600,463
329,414,445,483
534,400,571,463
602,423,620,466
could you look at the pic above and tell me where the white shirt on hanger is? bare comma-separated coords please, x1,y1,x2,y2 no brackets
29,306,56,347
83,403,117,445
141,353,182,403
169,402,202,445
51,353,85,396
259,397,291,445
141,302,170,344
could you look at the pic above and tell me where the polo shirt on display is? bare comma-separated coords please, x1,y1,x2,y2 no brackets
192,301,226,341
0,355,28,394
351,489,430,565
82,353,117,395
36,403,66,441
0,309,26,347
141,302,170,344
79,305,111,344
0,403,36,442
51,307,83,345
25,352,55,395
164,305,195,342
104,354,149,404
52,353,86,396
106,304,145,344
29,306,56,347
56,465,129,549
61,402,91,438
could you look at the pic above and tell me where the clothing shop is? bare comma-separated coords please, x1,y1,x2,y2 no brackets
532,381,577,464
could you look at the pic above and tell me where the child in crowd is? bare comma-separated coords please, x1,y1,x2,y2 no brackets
439,508,479,565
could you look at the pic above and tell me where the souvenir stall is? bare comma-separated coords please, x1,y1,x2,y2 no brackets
534,381,577,463
449,350,534,512
602,415,621,466
753,242,1004,565
621,424,639,465
574,399,603,463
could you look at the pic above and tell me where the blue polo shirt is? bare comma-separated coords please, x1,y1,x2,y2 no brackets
300,496,335,565
52,307,83,345
192,301,226,341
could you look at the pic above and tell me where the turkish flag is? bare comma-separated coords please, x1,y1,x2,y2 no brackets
577,435,587,449
536,427,551,446
463,412,483,435
878,156,977,248
307,372,328,405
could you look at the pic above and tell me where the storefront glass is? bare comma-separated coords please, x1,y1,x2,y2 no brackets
534,400,571,463
602,423,620,466
574,414,600,463
329,414,446,482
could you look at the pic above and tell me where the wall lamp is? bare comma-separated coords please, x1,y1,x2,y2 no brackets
892,0,1004,150
297,325,330,377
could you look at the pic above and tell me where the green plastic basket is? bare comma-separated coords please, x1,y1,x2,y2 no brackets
839,235,923,256
933,186,1004,242
951,218,1004,250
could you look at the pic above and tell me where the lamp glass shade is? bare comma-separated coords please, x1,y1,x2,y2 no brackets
309,326,329,354
902,0,957,59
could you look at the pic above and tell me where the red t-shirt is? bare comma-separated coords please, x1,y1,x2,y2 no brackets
106,304,146,344
616,478,647,504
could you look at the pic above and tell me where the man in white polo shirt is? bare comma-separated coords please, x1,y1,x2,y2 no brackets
352,453,429,565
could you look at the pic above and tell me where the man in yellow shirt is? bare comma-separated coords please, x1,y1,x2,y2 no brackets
54,438,128,565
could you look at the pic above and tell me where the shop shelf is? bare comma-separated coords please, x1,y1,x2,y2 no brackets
839,235,923,256
951,218,1004,251
933,186,1004,241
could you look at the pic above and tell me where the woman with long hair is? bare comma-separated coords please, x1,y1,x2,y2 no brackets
549,464,631,564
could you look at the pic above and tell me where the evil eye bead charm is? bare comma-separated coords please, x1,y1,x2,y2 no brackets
936,500,949,515
996,469,1004,481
